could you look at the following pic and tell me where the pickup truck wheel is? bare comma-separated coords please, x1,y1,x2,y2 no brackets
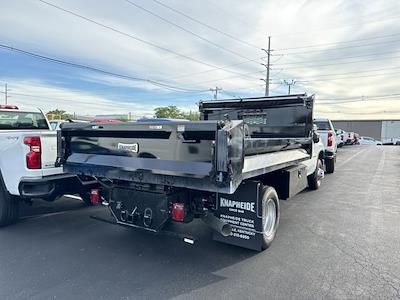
79,192,93,206
308,159,323,190
0,183,20,227
325,157,335,174
261,186,280,250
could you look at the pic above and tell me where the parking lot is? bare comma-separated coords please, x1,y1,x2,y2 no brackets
1,145,399,300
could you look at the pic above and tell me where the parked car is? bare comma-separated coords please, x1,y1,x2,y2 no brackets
336,129,345,147
359,136,382,145
0,105,96,226
354,133,360,145
92,119,122,123
314,117,337,173
382,137,400,145
345,131,355,145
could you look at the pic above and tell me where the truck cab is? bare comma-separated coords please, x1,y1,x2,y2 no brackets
0,105,94,226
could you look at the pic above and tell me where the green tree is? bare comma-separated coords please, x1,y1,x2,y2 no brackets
182,110,200,121
154,106,183,119
154,106,200,120
47,109,73,120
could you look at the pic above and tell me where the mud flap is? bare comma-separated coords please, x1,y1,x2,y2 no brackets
213,180,264,251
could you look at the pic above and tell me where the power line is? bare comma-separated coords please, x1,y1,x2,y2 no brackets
36,0,257,78
269,9,400,38
3,91,141,109
0,43,265,94
275,38,400,55
0,43,209,93
275,32,400,51
194,69,265,85
150,0,261,50
202,0,254,28
274,49,400,66
295,70,400,83
318,109,400,115
277,66,400,81
123,0,258,62
170,56,266,80
317,93,400,104
318,93,400,101
276,54,400,71
5,89,212,104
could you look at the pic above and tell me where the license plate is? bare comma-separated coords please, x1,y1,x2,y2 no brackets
117,143,139,153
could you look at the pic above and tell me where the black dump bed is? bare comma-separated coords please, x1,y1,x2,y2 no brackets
58,94,314,194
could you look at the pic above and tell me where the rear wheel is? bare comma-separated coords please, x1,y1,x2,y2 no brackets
308,159,323,190
325,157,335,174
0,181,20,227
261,186,280,250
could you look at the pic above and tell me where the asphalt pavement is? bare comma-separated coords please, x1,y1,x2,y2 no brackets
1,146,399,300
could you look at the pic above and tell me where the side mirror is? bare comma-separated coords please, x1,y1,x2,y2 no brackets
313,131,320,143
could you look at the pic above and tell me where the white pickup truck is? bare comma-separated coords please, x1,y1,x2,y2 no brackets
303,128,325,190
0,105,94,226
314,117,337,173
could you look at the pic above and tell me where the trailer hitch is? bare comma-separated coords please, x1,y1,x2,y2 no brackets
89,215,197,245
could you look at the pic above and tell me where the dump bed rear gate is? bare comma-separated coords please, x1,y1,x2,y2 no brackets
58,94,315,250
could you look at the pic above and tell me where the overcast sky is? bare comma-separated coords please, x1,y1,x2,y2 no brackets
1,0,400,119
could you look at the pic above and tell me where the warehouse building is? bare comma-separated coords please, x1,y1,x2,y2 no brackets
332,120,400,143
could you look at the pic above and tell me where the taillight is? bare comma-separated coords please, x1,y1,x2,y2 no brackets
171,203,185,222
24,136,41,169
341,134,344,141
90,189,100,205
327,131,333,147
0,105,18,109
348,132,351,138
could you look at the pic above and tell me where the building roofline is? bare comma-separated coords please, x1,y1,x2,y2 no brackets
332,119,400,122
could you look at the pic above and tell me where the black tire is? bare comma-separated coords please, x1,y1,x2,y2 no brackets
0,177,20,227
308,159,323,190
261,186,280,250
79,192,93,206
325,157,335,174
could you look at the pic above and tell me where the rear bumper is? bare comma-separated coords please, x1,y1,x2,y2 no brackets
19,174,97,200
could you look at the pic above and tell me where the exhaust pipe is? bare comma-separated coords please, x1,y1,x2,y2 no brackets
202,213,232,237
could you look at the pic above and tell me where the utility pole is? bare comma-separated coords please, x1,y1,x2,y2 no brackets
261,36,271,96
210,86,222,100
283,79,296,95
4,83,11,105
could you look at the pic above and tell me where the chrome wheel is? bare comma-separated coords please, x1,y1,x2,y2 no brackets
263,198,277,236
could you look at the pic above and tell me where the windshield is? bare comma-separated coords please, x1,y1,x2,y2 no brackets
0,111,49,130
314,121,331,131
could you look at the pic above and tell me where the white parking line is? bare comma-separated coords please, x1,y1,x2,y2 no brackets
337,147,371,168
21,211,68,220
